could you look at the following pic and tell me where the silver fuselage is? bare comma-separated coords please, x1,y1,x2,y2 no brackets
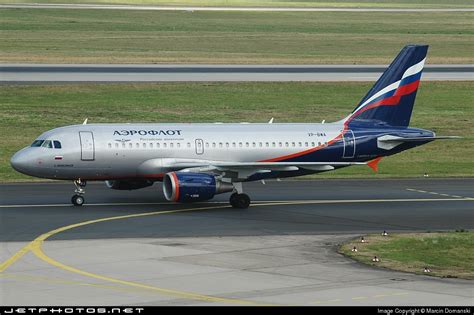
11,123,347,180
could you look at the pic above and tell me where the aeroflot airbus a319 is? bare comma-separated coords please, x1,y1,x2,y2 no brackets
11,45,458,208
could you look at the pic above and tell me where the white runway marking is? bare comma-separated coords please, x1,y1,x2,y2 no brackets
406,188,470,199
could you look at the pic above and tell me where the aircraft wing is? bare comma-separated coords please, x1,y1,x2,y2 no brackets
156,159,366,180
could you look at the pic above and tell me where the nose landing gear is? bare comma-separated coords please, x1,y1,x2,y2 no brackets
72,179,86,206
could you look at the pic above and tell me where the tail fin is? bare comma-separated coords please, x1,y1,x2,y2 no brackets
344,45,428,128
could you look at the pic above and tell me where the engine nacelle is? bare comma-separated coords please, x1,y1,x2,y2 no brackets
105,179,154,190
163,172,233,202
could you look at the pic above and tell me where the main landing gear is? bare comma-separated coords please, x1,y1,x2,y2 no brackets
229,182,251,209
71,179,86,206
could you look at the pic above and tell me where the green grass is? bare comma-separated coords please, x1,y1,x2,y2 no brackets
340,232,474,279
2,0,473,9
1,81,472,182
1,9,472,64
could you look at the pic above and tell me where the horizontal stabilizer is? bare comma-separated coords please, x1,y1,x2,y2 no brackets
379,136,461,142
377,135,461,150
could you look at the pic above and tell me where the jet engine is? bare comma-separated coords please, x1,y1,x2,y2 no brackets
163,172,233,202
105,179,154,190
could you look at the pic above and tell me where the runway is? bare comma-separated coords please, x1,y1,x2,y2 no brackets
2,4,473,12
1,178,473,305
1,64,472,83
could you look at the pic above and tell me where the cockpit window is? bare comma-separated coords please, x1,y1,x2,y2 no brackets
42,140,53,148
53,141,62,149
31,140,44,147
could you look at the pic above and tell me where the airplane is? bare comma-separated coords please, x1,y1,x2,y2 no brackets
10,45,459,208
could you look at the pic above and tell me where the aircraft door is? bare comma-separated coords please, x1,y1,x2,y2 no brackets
79,131,95,161
342,130,355,158
195,139,204,155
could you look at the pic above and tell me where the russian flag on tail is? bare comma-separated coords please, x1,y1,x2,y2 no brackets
344,45,428,128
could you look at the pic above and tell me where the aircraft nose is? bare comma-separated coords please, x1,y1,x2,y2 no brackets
10,149,30,173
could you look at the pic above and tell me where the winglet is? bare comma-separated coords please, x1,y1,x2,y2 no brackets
83,118,88,125
367,157,383,172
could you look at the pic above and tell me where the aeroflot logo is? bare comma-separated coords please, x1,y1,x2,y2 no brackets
113,129,182,136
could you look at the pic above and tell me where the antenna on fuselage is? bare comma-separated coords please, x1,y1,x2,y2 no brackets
83,118,88,125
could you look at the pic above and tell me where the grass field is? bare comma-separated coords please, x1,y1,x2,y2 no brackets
1,9,472,64
339,232,474,279
2,0,473,9
0,81,472,181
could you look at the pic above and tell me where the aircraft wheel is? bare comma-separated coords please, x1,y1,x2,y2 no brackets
230,193,250,209
71,194,85,206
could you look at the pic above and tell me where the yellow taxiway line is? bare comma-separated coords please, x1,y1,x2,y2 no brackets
0,205,270,305
3,196,472,304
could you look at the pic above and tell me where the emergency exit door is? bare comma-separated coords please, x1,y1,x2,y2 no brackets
195,139,204,155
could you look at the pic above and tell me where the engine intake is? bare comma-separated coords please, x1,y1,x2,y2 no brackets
105,179,154,190
163,172,233,202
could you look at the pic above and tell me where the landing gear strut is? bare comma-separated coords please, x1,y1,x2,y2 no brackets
72,179,86,206
229,182,250,209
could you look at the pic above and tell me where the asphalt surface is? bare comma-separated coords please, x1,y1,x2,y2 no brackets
2,64,472,83
1,179,473,305
2,4,473,12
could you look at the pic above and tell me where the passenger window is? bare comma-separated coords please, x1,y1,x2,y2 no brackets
129,143,133,148
157,143,160,148
115,143,119,148
53,141,62,149
122,143,126,148
163,143,167,148
285,142,289,147
170,143,174,148
150,143,153,148
177,143,181,148
298,142,302,147
108,143,112,149
305,142,309,147
311,142,315,147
